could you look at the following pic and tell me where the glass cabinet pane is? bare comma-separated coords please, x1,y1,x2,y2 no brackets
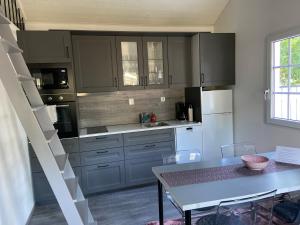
120,42,139,86
146,41,164,85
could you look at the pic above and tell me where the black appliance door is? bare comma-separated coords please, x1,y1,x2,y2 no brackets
51,102,78,138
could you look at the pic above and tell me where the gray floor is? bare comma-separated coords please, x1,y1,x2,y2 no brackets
29,185,180,225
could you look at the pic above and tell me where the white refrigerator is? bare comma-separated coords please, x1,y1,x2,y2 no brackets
201,89,233,160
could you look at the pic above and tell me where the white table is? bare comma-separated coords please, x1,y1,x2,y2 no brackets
152,152,300,225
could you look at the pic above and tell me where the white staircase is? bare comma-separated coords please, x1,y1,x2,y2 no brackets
0,9,96,225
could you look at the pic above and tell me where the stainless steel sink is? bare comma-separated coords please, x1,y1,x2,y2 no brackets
143,122,169,128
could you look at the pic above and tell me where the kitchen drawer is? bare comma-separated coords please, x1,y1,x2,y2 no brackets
123,129,174,146
124,141,174,160
125,158,163,186
80,147,124,166
30,153,81,172
61,138,79,153
33,167,81,204
81,161,125,194
80,134,123,152
176,125,202,151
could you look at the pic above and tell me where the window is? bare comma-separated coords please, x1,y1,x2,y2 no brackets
266,28,300,128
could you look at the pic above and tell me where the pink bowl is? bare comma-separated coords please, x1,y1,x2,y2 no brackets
241,155,269,170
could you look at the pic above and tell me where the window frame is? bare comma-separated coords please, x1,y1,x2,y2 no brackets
266,27,300,129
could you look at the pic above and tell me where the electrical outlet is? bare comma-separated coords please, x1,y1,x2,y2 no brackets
161,97,166,102
129,98,135,105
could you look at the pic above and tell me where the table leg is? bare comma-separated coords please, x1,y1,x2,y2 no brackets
185,210,192,225
158,180,164,225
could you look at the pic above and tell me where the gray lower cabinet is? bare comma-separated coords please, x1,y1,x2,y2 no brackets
125,157,163,185
79,134,123,152
81,161,125,194
61,138,79,153
124,141,174,160
123,129,174,146
33,167,81,204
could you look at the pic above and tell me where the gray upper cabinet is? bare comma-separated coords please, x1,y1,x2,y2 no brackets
17,31,72,63
167,36,192,88
142,37,168,89
116,36,144,90
72,35,118,92
192,33,235,87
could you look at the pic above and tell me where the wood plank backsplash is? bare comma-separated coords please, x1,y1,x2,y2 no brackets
78,88,184,128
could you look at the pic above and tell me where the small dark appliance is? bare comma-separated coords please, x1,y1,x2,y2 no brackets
175,102,186,120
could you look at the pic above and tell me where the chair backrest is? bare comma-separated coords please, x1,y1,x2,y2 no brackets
163,149,201,165
221,143,257,158
216,189,277,225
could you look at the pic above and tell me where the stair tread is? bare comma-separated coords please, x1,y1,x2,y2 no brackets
0,36,22,53
65,177,79,201
54,153,68,173
76,200,89,225
0,11,10,24
32,105,46,111
43,129,57,143
18,74,34,81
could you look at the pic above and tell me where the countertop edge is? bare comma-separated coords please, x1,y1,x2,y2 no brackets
79,121,201,138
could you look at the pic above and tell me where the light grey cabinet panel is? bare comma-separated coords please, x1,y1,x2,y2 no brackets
17,31,72,63
72,35,118,92
79,134,123,152
61,138,79,153
80,147,124,166
125,158,163,186
168,37,192,87
81,161,125,194
124,141,174,160
123,129,174,146
31,153,81,172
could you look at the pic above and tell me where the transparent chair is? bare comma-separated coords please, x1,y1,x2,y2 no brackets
221,143,257,158
195,189,277,225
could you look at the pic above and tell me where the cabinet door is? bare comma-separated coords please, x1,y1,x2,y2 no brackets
143,37,168,89
199,33,235,86
125,157,163,186
116,36,144,90
17,31,72,63
168,37,192,87
72,36,118,92
81,161,125,194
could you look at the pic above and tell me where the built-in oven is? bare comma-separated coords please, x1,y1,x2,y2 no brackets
41,94,78,139
29,63,75,94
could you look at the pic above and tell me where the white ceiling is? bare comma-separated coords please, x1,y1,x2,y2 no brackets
19,0,230,31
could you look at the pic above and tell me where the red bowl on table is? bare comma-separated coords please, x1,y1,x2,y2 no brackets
241,155,269,170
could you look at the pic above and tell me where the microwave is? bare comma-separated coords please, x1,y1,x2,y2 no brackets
29,64,75,94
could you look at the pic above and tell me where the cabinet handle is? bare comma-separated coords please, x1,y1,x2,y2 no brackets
141,77,144,86
201,73,205,83
96,150,108,154
169,75,173,85
145,76,148,86
97,164,109,168
114,77,118,88
144,144,156,148
65,46,70,58
186,127,193,130
95,136,107,140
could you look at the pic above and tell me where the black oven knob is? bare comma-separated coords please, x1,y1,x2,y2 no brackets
48,97,53,101
58,96,64,101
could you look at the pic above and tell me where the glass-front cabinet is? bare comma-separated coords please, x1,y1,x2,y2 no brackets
116,37,144,90
116,36,168,89
143,37,168,88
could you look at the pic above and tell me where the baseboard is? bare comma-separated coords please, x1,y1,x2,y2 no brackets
25,204,35,225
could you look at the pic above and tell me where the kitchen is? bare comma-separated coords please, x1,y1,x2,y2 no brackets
3,1,300,225
19,30,235,204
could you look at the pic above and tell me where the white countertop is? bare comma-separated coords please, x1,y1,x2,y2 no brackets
79,120,201,138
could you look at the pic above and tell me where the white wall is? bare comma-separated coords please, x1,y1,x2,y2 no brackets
0,79,34,224
214,0,300,152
